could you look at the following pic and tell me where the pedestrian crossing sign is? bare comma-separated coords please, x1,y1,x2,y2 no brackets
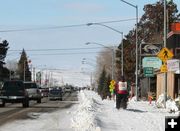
160,64,168,73
157,47,173,62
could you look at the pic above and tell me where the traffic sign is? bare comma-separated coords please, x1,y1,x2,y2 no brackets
110,80,116,86
160,64,168,73
109,80,116,93
157,47,174,62
143,67,154,77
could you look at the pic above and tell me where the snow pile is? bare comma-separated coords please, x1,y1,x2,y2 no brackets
166,99,179,112
175,97,180,110
156,94,166,108
71,90,102,131
71,91,180,131
156,94,179,112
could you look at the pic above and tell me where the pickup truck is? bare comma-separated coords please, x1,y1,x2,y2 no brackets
0,80,29,107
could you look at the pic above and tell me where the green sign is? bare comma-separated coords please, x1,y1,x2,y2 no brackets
144,67,154,77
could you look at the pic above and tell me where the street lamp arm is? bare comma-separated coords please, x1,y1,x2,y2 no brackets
120,0,137,8
87,23,123,35
85,42,113,50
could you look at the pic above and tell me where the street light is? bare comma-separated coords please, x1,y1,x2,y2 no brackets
120,0,139,101
86,23,124,77
85,42,115,80
82,59,96,67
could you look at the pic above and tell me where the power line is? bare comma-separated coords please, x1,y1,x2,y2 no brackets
27,51,102,56
8,47,102,52
7,51,112,56
0,24,86,33
0,18,136,33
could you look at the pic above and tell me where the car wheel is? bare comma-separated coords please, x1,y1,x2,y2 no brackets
23,99,29,108
0,100,5,107
37,98,41,103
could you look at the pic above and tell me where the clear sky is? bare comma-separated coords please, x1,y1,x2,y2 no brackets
1,0,180,73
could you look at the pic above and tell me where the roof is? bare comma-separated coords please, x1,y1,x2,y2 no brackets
167,31,180,38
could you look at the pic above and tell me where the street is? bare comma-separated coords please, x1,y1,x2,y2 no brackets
0,92,78,126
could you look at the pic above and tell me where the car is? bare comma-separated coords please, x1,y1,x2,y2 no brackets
39,88,49,97
24,82,42,103
48,87,63,101
0,80,29,107
64,86,72,93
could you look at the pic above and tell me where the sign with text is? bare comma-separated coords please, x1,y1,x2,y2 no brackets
167,59,180,72
143,67,154,77
142,57,162,69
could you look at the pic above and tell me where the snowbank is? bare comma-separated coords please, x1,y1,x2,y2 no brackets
156,94,179,112
71,90,101,131
71,91,180,131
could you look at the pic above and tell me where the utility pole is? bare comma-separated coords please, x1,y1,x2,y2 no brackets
120,0,139,101
164,0,167,108
23,60,26,82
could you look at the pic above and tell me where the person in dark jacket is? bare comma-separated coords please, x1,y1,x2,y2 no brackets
115,76,128,109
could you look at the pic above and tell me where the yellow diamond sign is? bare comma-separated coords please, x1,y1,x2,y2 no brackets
110,80,116,86
160,64,168,73
157,47,173,62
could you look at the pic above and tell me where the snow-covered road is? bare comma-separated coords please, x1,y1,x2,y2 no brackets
0,90,179,131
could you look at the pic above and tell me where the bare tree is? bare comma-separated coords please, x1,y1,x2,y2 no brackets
95,47,113,83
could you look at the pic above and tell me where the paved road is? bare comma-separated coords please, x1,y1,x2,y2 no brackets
0,91,78,126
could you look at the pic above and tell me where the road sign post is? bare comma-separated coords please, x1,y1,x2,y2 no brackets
157,47,174,108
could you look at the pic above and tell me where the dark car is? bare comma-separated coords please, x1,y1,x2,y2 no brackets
24,82,42,103
0,80,29,107
48,87,63,101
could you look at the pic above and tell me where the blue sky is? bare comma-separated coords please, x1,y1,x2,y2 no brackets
1,0,180,72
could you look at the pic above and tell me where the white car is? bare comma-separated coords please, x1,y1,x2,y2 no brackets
24,82,42,103
65,87,71,93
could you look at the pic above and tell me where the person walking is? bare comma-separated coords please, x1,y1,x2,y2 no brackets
115,76,128,109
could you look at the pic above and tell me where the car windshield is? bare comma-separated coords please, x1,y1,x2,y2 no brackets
3,81,24,90
24,83,37,89
49,89,61,95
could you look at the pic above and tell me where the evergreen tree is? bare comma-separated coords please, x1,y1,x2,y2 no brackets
101,74,111,99
18,49,31,81
0,40,9,64
97,66,107,99
97,66,112,100
0,40,9,81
